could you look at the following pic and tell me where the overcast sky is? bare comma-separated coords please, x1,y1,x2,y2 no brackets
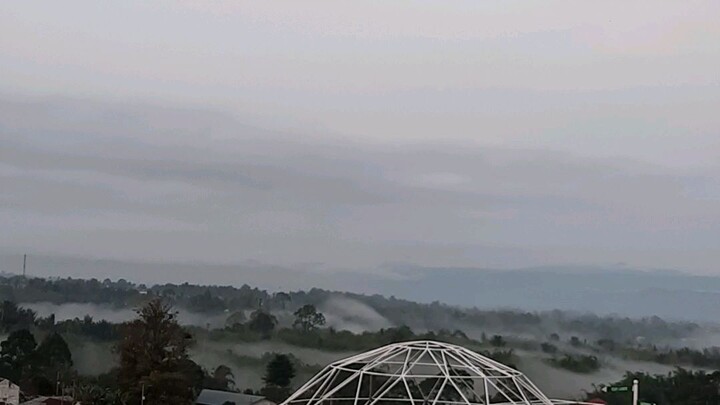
1,1,719,276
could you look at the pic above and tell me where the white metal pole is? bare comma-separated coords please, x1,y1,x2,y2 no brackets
632,379,638,405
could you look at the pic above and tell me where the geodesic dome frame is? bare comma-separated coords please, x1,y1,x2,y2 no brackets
282,341,580,405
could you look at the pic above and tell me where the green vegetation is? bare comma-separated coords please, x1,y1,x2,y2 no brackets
117,298,201,404
261,354,297,402
205,365,235,391
546,354,600,373
618,346,720,369
2,275,720,403
247,309,278,339
540,342,558,354
588,369,720,405
490,334,507,347
0,275,701,344
0,299,36,332
0,329,73,395
293,304,326,331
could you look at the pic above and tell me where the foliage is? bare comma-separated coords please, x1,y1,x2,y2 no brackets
0,300,36,332
7,275,720,401
260,353,296,402
0,329,75,396
187,290,226,313
50,315,120,341
540,342,557,354
263,354,296,388
589,369,720,405
0,329,37,381
0,274,702,345
225,311,247,328
117,299,200,404
34,332,73,378
569,336,582,347
596,338,615,351
614,345,720,370
482,350,516,369
547,355,600,373
204,365,235,391
260,354,295,403
248,310,278,339
274,292,292,309
74,383,128,405
489,335,506,347
293,304,326,332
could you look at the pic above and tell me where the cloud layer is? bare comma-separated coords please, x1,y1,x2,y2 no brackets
1,1,719,275
1,96,719,273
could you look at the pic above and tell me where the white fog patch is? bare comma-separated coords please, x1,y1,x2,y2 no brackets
519,350,683,398
190,339,355,391
319,297,393,333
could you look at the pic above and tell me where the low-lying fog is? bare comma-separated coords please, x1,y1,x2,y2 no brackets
21,301,714,397
24,296,395,333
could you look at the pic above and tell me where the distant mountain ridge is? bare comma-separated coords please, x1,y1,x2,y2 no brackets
2,253,720,323
372,265,720,322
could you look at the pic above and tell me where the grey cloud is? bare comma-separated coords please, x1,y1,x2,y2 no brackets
2,96,720,273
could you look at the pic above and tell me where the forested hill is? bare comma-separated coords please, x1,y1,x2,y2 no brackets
0,274,706,345
4,254,720,323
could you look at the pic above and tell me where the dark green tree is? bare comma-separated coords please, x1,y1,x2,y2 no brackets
489,335,506,347
0,301,36,332
30,331,74,394
540,342,557,354
35,332,73,373
205,365,235,391
263,354,296,388
225,311,246,329
387,325,415,343
117,299,199,404
248,310,278,339
0,329,37,381
262,354,296,402
274,292,291,310
293,305,326,332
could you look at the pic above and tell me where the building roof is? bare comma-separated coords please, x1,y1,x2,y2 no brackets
196,389,268,405
0,378,20,388
0,378,21,405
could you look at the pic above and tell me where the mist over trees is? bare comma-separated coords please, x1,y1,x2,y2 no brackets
3,275,720,403
0,274,702,344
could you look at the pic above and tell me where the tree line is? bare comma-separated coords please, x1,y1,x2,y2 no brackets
0,299,300,404
0,274,700,344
